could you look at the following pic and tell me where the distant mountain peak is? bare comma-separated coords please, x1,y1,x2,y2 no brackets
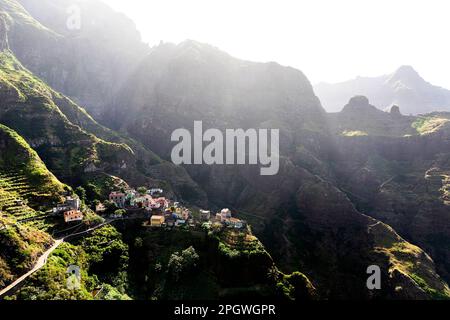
395,65,418,75
315,65,450,114
387,65,425,87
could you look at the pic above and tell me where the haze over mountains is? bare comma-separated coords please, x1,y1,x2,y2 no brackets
315,66,450,114
1,0,450,300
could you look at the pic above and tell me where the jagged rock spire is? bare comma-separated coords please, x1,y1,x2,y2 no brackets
390,105,402,116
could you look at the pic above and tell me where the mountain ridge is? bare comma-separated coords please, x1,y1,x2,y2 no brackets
315,66,450,114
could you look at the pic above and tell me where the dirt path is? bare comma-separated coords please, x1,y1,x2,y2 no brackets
0,239,64,298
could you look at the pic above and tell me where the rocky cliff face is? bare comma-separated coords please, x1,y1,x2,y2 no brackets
108,40,327,159
328,96,450,284
5,0,149,117
0,12,9,50
0,47,205,206
105,41,450,298
0,0,207,205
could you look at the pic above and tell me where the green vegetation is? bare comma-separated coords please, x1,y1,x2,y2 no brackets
370,222,450,299
137,186,147,195
79,225,129,292
9,243,94,300
412,116,450,135
0,0,55,32
217,230,267,259
341,130,368,137
117,223,316,300
167,246,199,282
0,216,53,287
0,50,134,182
410,273,449,300
9,226,130,300
270,269,317,300
0,124,66,213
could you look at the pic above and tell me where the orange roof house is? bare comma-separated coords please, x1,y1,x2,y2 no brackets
64,210,84,223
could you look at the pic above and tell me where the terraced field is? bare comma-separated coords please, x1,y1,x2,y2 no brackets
0,171,41,220
425,168,450,205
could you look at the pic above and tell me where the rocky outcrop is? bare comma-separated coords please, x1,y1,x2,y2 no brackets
389,105,401,116
342,95,380,114
328,96,418,137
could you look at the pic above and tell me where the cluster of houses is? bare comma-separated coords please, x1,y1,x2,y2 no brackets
53,185,247,231
52,196,83,223
107,188,247,231
108,188,169,212
150,203,194,228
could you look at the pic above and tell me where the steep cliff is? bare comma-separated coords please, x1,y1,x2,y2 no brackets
0,124,65,288
7,0,149,117
328,97,450,284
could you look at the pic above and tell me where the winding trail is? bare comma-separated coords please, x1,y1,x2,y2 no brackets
0,239,64,298
0,217,131,298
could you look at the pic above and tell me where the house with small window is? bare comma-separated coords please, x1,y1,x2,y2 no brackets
64,210,83,223
95,203,106,213
155,197,169,209
221,208,232,218
148,188,163,196
65,197,80,211
133,194,153,210
125,189,137,205
53,196,81,214
109,192,126,208
150,199,161,210
216,208,232,223
200,210,211,221
227,218,245,229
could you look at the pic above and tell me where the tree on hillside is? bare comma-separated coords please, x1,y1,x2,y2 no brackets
75,186,86,202
167,246,199,282
137,186,147,195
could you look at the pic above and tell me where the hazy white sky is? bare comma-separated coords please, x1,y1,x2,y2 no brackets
102,0,450,87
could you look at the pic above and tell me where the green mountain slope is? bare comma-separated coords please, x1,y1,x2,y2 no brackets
0,123,66,288
0,124,66,217
0,5,206,205
0,48,135,181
